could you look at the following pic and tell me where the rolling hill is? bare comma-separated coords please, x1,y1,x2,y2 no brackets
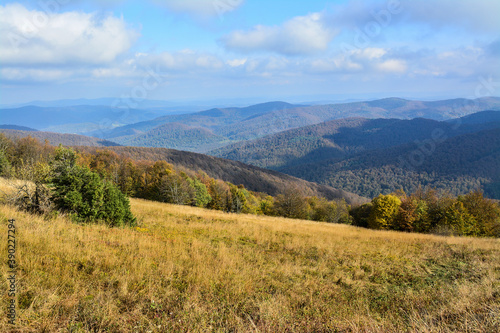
3,98,499,153
0,126,366,205
213,97,500,142
0,129,120,147
75,145,367,205
1,187,498,332
212,111,500,169
119,122,230,152
91,97,500,152
211,111,500,198
0,105,161,133
281,127,500,198
92,101,302,150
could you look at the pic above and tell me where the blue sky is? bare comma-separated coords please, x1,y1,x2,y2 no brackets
0,0,499,105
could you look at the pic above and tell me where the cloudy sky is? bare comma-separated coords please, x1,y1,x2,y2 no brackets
0,0,499,105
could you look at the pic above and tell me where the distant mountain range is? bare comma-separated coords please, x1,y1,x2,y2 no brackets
0,105,164,133
3,97,500,199
3,97,500,152
91,101,303,150
0,129,120,147
89,97,500,152
0,125,38,131
212,110,500,198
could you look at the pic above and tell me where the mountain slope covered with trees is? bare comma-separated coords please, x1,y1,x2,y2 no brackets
91,97,500,152
75,145,366,205
0,129,120,147
212,111,500,199
282,127,500,198
213,111,500,169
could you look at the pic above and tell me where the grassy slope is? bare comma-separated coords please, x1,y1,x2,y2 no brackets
0,180,499,332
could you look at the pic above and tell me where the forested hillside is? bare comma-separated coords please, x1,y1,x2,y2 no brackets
93,101,302,151
2,132,498,239
121,122,229,152
0,135,362,225
282,128,500,198
75,145,366,205
91,97,500,152
212,111,500,169
0,129,120,147
212,111,500,199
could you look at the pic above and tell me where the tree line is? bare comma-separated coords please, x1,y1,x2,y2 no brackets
1,135,498,237
0,135,350,225
350,188,500,237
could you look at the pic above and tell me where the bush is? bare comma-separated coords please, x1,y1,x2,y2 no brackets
51,147,136,226
189,177,212,208
100,182,136,227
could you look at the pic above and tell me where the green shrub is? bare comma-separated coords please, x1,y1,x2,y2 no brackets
100,181,136,227
51,147,136,226
189,177,212,208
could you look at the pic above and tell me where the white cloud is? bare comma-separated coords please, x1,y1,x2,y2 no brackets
92,67,132,78
221,12,338,55
410,46,495,79
226,58,247,67
310,57,363,73
376,59,407,73
308,47,409,75
0,3,138,66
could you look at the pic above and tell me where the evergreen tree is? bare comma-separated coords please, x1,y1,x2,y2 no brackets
51,147,136,226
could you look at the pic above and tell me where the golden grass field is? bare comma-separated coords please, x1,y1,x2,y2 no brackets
0,178,499,332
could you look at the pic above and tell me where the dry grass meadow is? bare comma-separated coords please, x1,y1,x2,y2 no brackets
0,178,499,332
